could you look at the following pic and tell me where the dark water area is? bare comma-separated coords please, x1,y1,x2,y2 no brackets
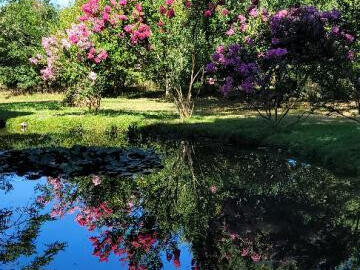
0,140,359,270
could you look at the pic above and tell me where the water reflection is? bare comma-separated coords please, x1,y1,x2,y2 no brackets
0,141,359,270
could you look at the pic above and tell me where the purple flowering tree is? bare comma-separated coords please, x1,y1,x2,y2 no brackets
207,5,355,126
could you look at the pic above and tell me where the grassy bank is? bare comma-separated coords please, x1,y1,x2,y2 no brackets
0,91,359,176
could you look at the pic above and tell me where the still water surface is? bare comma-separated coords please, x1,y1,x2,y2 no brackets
0,141,359,270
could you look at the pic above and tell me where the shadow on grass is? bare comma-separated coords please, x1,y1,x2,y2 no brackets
193,98,247,116
119,90,165,99
0,101,62,111
140,116,360,176
55,109,179,120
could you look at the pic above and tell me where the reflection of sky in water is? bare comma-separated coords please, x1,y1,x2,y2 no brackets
0,174,192,269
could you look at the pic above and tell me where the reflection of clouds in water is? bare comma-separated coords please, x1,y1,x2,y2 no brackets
288,158,297,167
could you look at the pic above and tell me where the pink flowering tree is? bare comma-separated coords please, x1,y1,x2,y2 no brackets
32,0,152,110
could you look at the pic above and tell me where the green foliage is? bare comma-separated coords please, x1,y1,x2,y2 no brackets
0,0,58,91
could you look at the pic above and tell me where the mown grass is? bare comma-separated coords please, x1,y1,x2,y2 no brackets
0,91,359,176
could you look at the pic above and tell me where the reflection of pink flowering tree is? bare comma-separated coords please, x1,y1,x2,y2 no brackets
39,175,183,269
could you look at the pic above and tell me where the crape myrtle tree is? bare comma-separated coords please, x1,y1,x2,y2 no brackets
32,0,152,110
206,4,355,126
0,0,58,92
143,0,252,120
32,0,356,121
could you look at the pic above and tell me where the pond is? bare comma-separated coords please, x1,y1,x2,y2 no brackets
0,140,359,270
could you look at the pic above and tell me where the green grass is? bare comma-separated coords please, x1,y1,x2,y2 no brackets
0,91,360,176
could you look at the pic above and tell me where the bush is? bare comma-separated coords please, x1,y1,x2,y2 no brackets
0,0,58,92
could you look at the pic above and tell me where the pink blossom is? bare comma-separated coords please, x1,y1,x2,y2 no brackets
82,0,99,15
167,8,175,18
40,67,55,81
157,20,165,27
79,15,89,22
208,78,215,85
344,33,355,43
165,0,174,5
240,23,248,32
61,38,71,49
245,36,254,45
29,57,39,65
159,5,167,15
128,201,134,209
204,10,212,17
36,195,48,205
261,8,268,21
124,24,133,33
222,9,229,16
119,0,127,6
251,253,261,262
96,49,108,62
237,14,246,23
241,248,249,257
68,34,79,44
210,185,217,193
216,45,225,54
184,1,191,8
332,26,340,34
119,14,128,21
104,5,111,13
135,3,142,12
249,8,258,17
226,28,235,36
347,50,355,61
93,19,105,32
91,174,101,185
277,9,289,18
103,12,110,21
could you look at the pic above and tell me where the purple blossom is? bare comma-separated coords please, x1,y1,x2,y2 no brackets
241,79,255,93
265,48,288,59
321,9,340,20
212,52,221,62
331,26,340,35
206,63,217,73
347,50,355,61
220,76,233,95
343,33,355,43
228,44,242,55
245,36,254,45
271,38,280,45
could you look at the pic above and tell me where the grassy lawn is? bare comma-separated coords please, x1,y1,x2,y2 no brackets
0,91,360,176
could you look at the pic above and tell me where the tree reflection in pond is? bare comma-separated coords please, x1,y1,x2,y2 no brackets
1,141,359,269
